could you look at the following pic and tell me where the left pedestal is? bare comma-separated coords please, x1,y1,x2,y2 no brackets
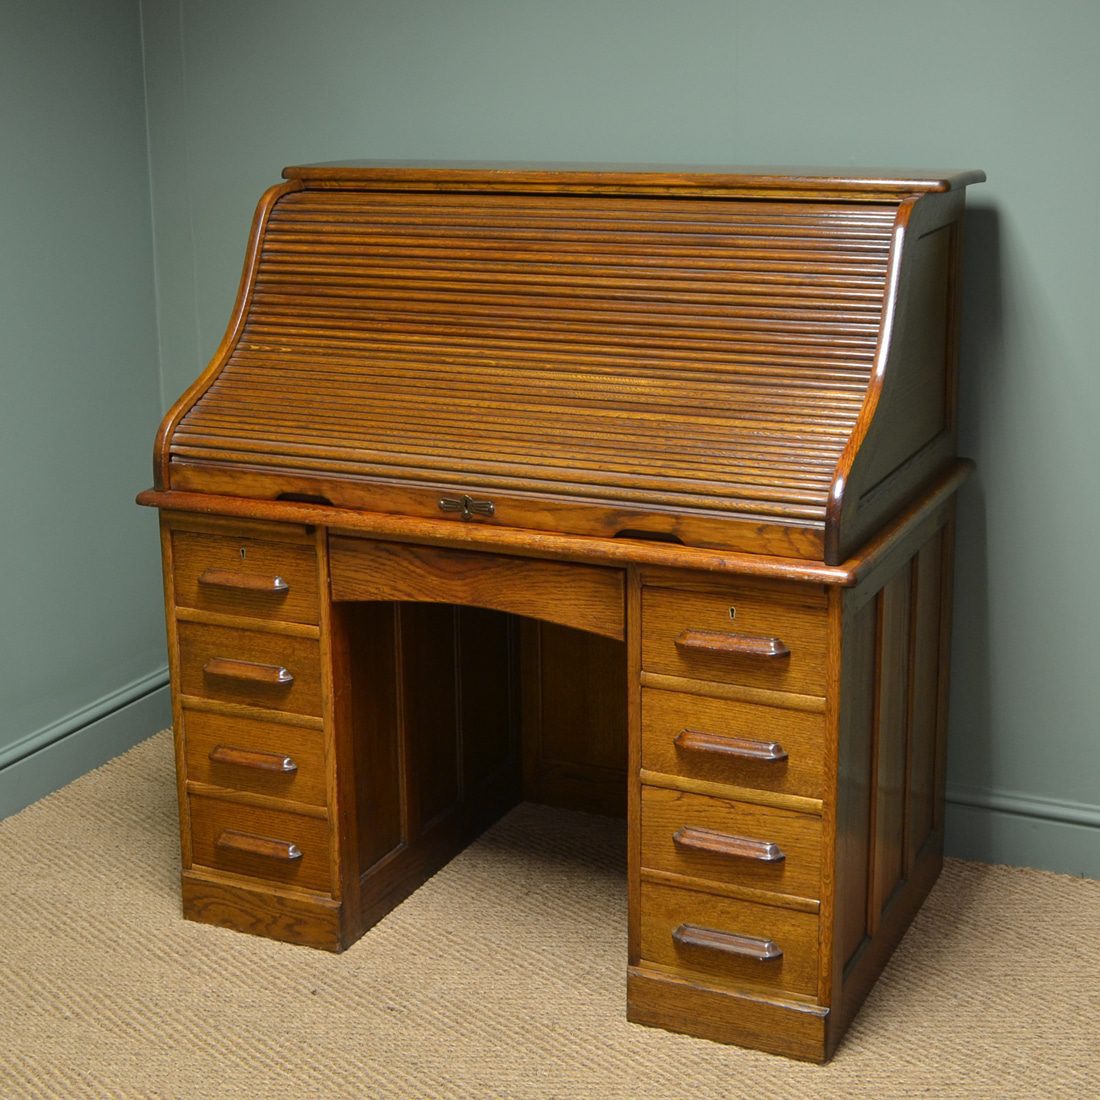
159,512,352,950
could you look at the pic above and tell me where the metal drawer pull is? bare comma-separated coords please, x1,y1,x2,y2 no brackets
676,629,790,659
209,744,298,773
198,569,289,594
215,830,302,862
674,729,789,763
673,826,785,863
203,657,294,686
673,923,783,962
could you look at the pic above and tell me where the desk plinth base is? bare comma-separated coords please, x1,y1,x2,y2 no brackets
181,871,347,952
628,967,829,1062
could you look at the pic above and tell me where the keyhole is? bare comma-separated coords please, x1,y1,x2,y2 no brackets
728,607,737,620
239,547,247,561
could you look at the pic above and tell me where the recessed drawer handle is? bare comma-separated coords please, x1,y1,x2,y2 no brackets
203,657,294,686
215,830,302,862
674,729,789,763
676,629,790,659
673,825,785,863
209,744,298,773
673,923,783,962
198,569,289,594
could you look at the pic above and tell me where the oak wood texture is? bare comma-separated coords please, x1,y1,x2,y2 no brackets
151,164,980,565
521,620,628,816
172,527,319,624
177,621,322,717
641,786,821,903
137,453,970,587
627,966,828,1062
183,708,326,806
282,161,985,196
329,537,624,640
639,880,819,997
139,164,978,1063
641,581,827,694
188,793,332,893
181,870,344,951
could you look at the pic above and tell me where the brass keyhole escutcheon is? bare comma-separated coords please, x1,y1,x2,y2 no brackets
728,607,737,620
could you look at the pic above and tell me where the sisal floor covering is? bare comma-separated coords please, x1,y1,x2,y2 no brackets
1,731,1098,1099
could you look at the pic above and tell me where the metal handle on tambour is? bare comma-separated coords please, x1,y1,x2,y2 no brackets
676,629,790,659
674,729,789,763
673,923,783,962
672,826,785,863
215,830,302,862
202,657,294,686
208,744,298,773
197,568,289,594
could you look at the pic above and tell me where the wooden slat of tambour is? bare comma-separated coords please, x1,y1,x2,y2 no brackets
217,356,871,407
258,268,886,308
189,388,853,458
180,407,852,476
176,189,894,538
235,337,874,381
229,343,873,390
261,237,889,278
167,449,833,521
168,446,831,522
201,372,863,439
188,389,857,471
263,206,896,231
172,434,831,509
251,287,884,329
243,311,879,356
257,264,888,304
206,374,865,428
254,246,889,283
185,393,851,459
248,297,884,339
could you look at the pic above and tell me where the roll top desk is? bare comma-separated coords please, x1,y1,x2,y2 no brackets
138,162,983,1061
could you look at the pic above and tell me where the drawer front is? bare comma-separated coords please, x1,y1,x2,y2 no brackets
640,881,819,998
177,621,323,717
189,794,332,893
172,529,319,624
641,786,821,902
642,584,827,695
182,708,326,807
642,688,825,800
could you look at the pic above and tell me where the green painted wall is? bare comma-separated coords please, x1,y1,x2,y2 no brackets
139,0,1100,875
8,0,1098,875
0,0,170,813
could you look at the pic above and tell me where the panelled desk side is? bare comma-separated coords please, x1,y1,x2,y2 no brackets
140,466,962,1062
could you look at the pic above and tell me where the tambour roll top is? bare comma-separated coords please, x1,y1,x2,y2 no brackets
154,163,983,565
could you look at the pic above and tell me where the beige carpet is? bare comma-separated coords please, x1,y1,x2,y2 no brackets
1,733,1097,1099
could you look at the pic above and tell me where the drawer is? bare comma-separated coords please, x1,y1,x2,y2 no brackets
188,793,332,894
641,786,821,902
177,621,323,718
172,529,319,624
182,708,327,807
642,688,825,800
641,583,827,695
640,881,819,998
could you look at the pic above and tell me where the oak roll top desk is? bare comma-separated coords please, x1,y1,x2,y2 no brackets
138,162,984,1061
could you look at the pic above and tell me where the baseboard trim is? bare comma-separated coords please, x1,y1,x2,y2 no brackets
945,785,1100,878
0,667,171,819
946,783,1100,829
